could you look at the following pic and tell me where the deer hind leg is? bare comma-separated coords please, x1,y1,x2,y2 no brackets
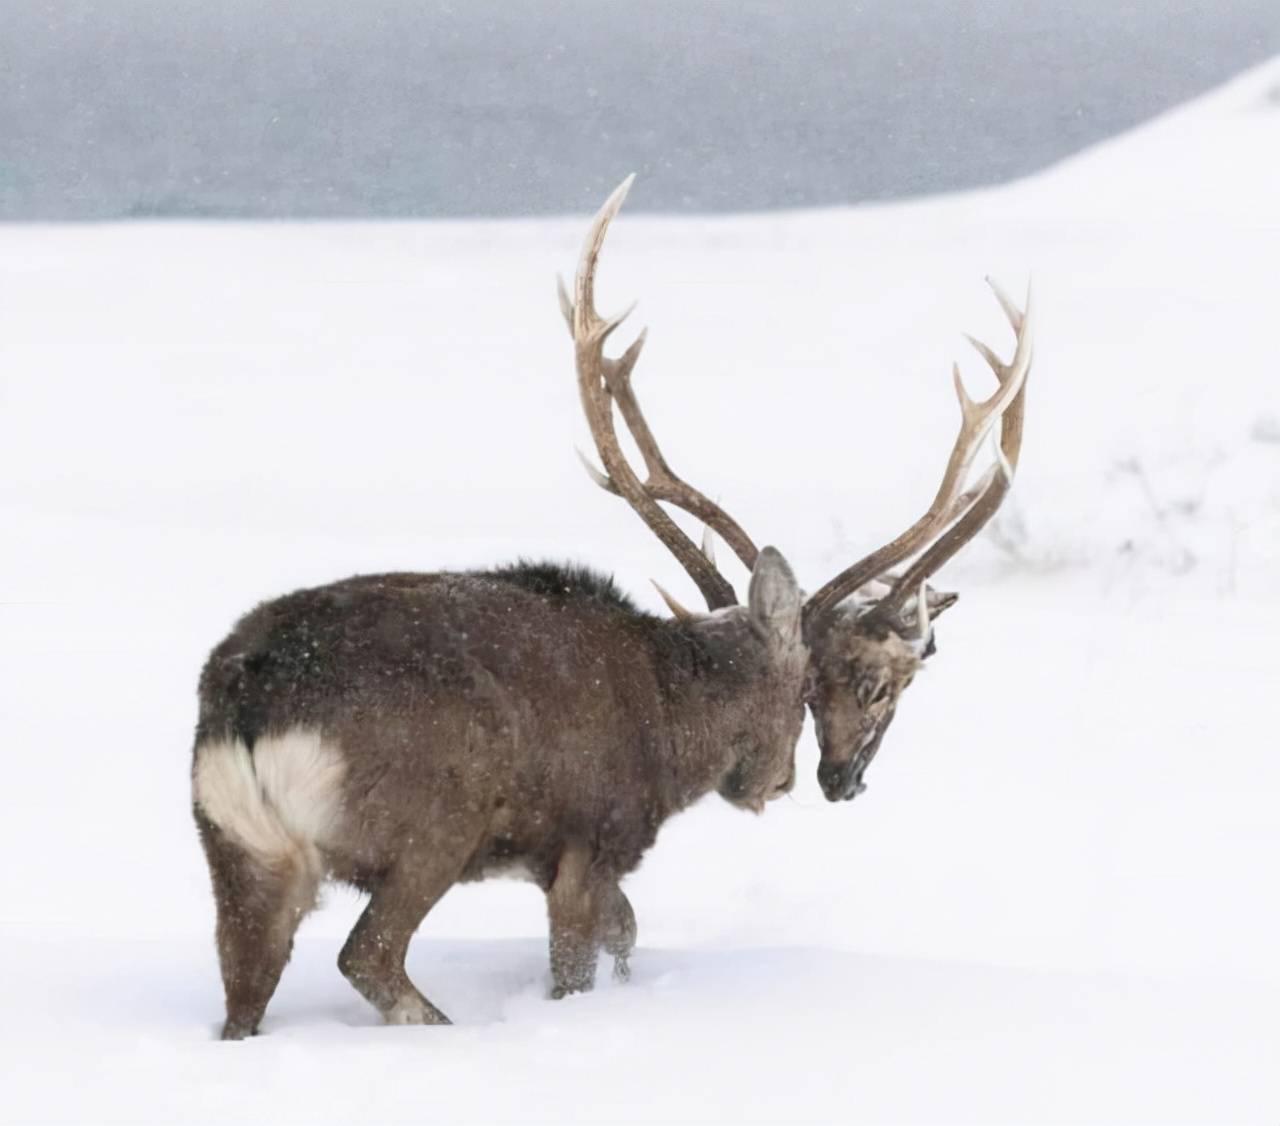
193,730,344,1038
196,810,319,1040
337,815,486,1026
599,883,637,982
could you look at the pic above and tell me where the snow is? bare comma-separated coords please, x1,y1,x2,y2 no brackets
3,58,1280,1124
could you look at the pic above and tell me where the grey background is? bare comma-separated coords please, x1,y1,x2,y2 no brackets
2,0,1276,220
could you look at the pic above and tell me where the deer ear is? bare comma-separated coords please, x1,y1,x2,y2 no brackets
748,547,802,645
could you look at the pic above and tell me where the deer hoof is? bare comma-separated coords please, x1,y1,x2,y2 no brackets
219,1019,257,1041
551,978,594,1000
384,994,451,1026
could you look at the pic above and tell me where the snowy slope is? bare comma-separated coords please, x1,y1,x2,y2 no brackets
2,59,1279,1125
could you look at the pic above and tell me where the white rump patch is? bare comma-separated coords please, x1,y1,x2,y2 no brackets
193,728,345,879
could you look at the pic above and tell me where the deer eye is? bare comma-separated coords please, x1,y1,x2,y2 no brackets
860,679,894,708
856,677,886,707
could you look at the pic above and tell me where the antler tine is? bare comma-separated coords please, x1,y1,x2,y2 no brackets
556,274,574,334
573,175,635,332
987,276,1025,332
805,281,1034,627
575,446,619,495
701,523,717,566
567,176,751,611
963,333,1003,375
651,579,693,621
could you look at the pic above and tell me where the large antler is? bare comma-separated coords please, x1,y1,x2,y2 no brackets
805,280,1034,626
871,283,1031,620
559,176,759,611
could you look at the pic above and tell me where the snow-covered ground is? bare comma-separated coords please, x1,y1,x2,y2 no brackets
3,59,1279,1125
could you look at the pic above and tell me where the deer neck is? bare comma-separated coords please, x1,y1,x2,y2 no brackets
647,618,763,815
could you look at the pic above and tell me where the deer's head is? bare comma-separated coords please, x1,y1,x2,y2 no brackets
803,585,955,801
561,176,1033,807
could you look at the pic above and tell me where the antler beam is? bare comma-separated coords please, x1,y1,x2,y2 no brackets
805,279,1034,626
560,176,760,610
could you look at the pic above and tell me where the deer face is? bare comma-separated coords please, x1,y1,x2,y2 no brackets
805,591,954,802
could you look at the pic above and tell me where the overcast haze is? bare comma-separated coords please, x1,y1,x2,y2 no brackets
2,1,1277,219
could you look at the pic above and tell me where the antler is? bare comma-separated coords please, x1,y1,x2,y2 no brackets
871,281,1031,620
805,279,1034,626
559,176,759,611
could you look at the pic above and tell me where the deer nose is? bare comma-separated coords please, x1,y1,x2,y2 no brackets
817,761,844,799
818,760,865,802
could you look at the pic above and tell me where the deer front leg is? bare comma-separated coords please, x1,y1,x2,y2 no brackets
598,882,636,982
546,843,604,998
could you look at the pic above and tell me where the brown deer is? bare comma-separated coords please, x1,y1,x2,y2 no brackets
192,176,1032,1039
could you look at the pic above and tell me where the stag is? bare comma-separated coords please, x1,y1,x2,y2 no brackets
191,176,1032,1039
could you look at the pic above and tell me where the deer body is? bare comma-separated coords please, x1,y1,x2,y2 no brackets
194,560,804,1038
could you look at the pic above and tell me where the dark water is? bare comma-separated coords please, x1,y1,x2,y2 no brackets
1,0,1276,220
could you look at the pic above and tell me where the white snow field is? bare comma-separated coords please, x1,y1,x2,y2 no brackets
3,59,1280,1126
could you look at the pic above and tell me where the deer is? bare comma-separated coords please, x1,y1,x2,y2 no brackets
191,175,1032,1040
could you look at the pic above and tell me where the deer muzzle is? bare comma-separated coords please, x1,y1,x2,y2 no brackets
818,759,868,802
817,727,882,802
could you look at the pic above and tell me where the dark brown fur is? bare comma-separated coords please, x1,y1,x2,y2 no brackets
194,554,805,1037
